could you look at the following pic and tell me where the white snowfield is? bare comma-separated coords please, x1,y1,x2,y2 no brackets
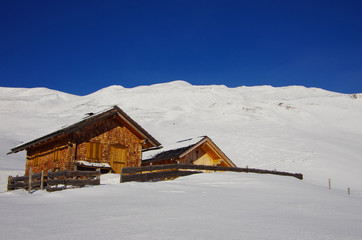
1,81,362,239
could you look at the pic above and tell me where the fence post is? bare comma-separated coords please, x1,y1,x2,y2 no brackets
7,175,11,191
64,170,68,190
73,165,77,180
28,167,32,193
47,169,52,191
120,167,123,183
40,170,44,190
96,168,101,184
329,178,331,190
348,187,351,195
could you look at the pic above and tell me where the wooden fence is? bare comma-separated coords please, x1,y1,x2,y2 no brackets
7,170,44,192
7,168,100,192
46,169,100,192
8,165,302,192
121,164,303,183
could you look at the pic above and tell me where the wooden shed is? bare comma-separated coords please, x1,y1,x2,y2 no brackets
142,136,236,167
8,106,161,175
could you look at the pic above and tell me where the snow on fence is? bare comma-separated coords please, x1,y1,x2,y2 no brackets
120,164,303,183
7,168,100,192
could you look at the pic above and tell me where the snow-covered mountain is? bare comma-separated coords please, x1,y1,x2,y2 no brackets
1,81,362,191
1,81,362,240
0,81,362,190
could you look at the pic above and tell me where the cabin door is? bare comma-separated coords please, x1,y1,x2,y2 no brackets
110,145,128,174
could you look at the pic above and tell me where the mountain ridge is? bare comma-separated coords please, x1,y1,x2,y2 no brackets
1,81,362,192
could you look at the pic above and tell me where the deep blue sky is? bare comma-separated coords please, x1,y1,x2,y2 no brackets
1,0,362,95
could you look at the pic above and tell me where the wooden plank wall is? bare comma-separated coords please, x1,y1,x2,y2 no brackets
24,116,143,175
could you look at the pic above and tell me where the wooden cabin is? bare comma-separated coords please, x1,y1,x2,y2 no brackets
142,136,236,167
8,106,161,175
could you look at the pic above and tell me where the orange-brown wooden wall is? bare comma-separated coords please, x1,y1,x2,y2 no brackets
25,116,143,175
25,135,71,175
75,118,142,167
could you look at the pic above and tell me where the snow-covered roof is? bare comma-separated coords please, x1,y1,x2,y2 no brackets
142,136,236,167
142,136,206,161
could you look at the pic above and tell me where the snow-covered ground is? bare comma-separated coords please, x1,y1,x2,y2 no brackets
1,81,362,239
1,173,361,240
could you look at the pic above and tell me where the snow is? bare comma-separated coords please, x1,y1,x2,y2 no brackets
142,136,205,160
77,160,111,168
1,81,362,239
1,173,362,240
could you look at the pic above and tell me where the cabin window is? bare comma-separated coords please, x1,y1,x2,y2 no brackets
53,149,60,162
86,142,101,160
33,156,39,167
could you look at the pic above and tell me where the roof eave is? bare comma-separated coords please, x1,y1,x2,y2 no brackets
181,136,236,167
8,105,161,154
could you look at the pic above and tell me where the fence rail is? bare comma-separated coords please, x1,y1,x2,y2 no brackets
121,164,303,183
46,169,100,192
7,169,43,191
7,168,100,193
8,165,303,192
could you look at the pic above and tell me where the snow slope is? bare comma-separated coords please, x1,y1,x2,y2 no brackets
1,81,362,239
1,81,361,191
1,173,361,240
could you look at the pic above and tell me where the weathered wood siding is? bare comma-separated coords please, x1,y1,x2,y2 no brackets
193,152,215,165
25,136,71,175
144,145,224,167
75,118,142,168
25,116,143,175
184,146,221,166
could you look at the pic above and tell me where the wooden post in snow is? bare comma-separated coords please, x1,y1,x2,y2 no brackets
120,167,123,183
348,187,351,195
28,167,32,193
64,170,67,190
96,168,101,185
73,165,77,180
329,178,331,190
40,170,44,190
47,169,52,191
7,175,11,191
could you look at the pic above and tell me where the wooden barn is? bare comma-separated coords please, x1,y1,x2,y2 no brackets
142,136,236,167
8,106,161,175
